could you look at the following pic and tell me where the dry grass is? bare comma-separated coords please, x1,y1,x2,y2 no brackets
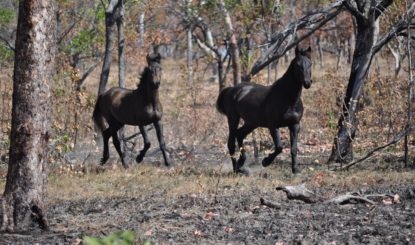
44,161,415,204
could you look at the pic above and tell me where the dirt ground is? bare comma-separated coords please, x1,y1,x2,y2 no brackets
1,156,415,244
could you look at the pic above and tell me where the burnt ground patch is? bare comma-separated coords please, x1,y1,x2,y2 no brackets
1,181,414,244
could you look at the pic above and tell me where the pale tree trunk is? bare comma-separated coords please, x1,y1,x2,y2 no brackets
116,0,126,154
185,0,193,83
138,12,145,47
2,0,56,232
219,0,241,85
405,22,413,167
187,28,193,83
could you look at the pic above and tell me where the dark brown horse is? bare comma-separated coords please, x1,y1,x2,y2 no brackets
216,46,312,174
93,53,171,168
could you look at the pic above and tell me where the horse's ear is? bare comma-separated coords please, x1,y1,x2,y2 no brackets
146,54,151,64
295,46,300,56
155,53,162,63
306,46,311,53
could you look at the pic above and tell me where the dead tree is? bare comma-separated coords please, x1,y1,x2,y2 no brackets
1,0,56,232
329,0,415,163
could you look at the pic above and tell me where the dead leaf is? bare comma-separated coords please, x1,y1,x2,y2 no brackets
144,230,153,236
203,211,219,220
194,230,204,237
393,194,401,204
275,241,284,245
73,238,82,245
224,226,234,233
382,196,393,205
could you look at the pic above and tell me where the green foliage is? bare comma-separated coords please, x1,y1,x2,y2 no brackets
326,111,337,129
95,3,106,22
0,8,15,24
0,43,14,65
65,29,97,55
83,231,136,245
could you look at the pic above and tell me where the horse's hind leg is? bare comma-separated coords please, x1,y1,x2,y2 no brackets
100,128,111,165
136,125,151,164
153,121,171,167
226,117,240,173
236,124,255,170
262,128,283,167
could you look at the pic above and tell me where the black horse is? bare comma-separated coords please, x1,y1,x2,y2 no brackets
216,46,312,174
93,53,171,168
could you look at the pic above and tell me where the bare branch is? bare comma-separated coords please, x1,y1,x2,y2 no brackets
249,0,344,77
75,62,99,90
0,35,15,52
343,0,365,21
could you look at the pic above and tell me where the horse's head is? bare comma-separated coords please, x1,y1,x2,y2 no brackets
146,53,162,89
294,46,312,89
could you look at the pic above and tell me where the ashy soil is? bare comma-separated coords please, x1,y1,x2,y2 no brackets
1,160,415,245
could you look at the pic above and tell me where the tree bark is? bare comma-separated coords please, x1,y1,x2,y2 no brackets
329,0,393,163
219,0,241,85
116,0,126,154
2,0,56,232
97,0,118,95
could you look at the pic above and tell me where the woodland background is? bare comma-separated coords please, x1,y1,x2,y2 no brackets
0,0,415,243
0,0,413,169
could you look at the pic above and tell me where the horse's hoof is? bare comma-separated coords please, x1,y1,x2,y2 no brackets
292,167,301,174
136,155,144,164
262,157,273,167
235,167,250,176
100,157,109,165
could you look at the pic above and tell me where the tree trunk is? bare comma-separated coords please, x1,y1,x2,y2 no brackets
2,0,56,232
219,0,241,85
116,0,126,155
138,12,145,47
98,0,118,95
405,23,413,167
187,28,193,83
329,17,378,163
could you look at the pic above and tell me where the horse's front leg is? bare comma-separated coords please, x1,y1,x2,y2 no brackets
112,130,128,168
262,128,283,167
153,121,171,167
136,125,151,164
289,123,300,174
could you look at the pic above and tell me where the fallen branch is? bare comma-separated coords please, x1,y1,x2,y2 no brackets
325,193,376,205
275,183,321,203
275,184,401,207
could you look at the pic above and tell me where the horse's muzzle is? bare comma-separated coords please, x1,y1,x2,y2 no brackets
304,80,312,89
153,81,160,89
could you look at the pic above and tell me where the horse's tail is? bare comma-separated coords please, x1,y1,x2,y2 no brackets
92,95,105,132
216,87,232,115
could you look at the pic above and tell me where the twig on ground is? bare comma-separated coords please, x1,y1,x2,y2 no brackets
260,198,280,209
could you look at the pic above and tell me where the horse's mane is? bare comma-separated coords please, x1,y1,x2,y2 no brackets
136,67,151,88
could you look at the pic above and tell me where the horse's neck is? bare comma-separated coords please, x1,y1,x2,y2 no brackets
270,65,302,103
